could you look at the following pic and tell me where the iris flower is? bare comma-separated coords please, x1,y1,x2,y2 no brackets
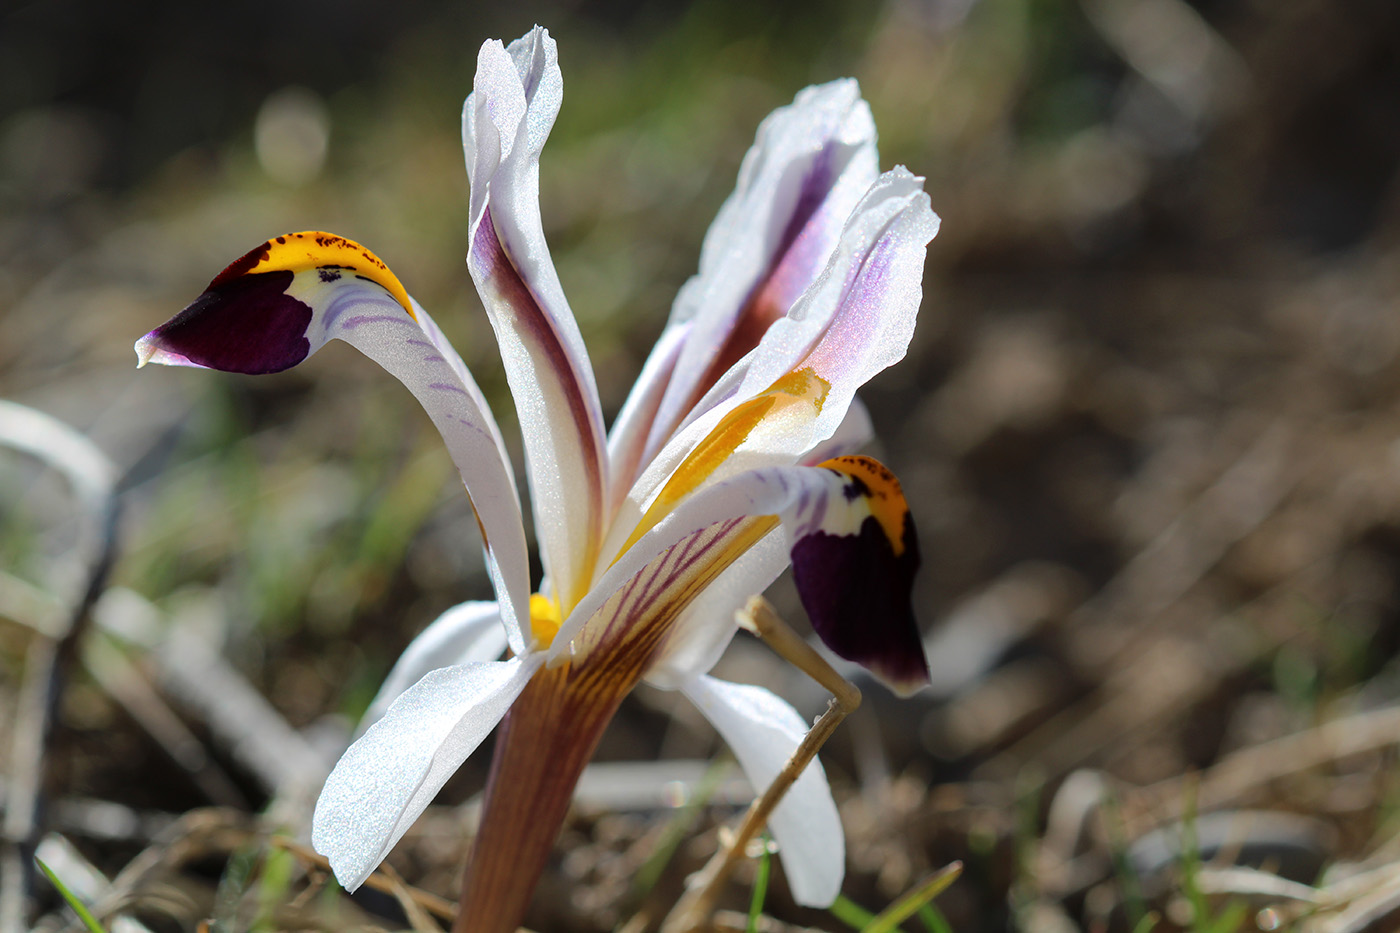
135,26,938,931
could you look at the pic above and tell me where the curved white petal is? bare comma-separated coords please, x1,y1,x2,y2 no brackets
681,674,844,907
312,654,543,891
801,395,873,465
360,601,510,730
134,242,531,653
558,458,928,693
641,398,876,686
464,28,608,611
331,293,532,652
646,80,879,457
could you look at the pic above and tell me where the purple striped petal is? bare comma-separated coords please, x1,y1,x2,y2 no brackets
617,168,938,530
640,79,879,458
557,456,928,695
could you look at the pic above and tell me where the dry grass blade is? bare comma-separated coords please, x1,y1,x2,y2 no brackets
267,837,459,924
1124,704,1400,836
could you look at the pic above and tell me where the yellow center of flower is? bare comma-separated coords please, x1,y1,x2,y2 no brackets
529,592,563,648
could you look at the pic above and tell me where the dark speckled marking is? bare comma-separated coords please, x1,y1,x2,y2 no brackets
318,268,342,283
152,271,312,374
839,473,871,502
209,241,272,289
791,511,928,693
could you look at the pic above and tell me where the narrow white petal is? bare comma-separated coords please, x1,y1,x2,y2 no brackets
464,28,609,610
332,293,532,651
623,169,938,524
681,675,844,907
360,601,509,729
801,395,873,465
312,655,542,891
606,321,690,512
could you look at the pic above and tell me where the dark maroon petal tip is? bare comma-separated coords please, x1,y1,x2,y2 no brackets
150,270,312,374
790,512,929,694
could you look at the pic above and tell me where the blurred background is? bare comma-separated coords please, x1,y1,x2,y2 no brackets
4,0,1400,930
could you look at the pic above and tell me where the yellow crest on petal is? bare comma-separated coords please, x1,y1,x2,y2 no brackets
215,231,416,320
818,455,911,557
619,367,830,558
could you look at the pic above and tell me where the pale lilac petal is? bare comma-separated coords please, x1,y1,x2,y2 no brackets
464,28,609,611
312,654,542,891
645,81,879,458
360,600,510,729
645,529,787,688
605,321,690,512
681,675,844,907
620,169,938,526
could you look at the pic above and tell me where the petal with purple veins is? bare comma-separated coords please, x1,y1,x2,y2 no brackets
560,457,929,695
134,233,532,652
643,80,880,455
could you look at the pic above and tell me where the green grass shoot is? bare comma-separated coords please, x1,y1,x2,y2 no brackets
35,858,106,933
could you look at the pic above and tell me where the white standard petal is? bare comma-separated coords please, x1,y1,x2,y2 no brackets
617,169,938,534
681,674,844,907
359,601,510,730
464,27,609,611
312,654,542,891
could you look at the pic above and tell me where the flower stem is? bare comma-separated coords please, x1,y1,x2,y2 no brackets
454,661,631,933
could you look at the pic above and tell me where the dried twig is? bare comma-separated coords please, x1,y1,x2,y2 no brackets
0,400,119,933
660,597,861,933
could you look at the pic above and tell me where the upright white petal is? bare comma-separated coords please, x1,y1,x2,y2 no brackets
464,28,609,612
681,675,844,907
312,655,543,891
620,169,938,535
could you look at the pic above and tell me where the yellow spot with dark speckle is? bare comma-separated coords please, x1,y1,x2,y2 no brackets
821,455,910,556
241,231,415,320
